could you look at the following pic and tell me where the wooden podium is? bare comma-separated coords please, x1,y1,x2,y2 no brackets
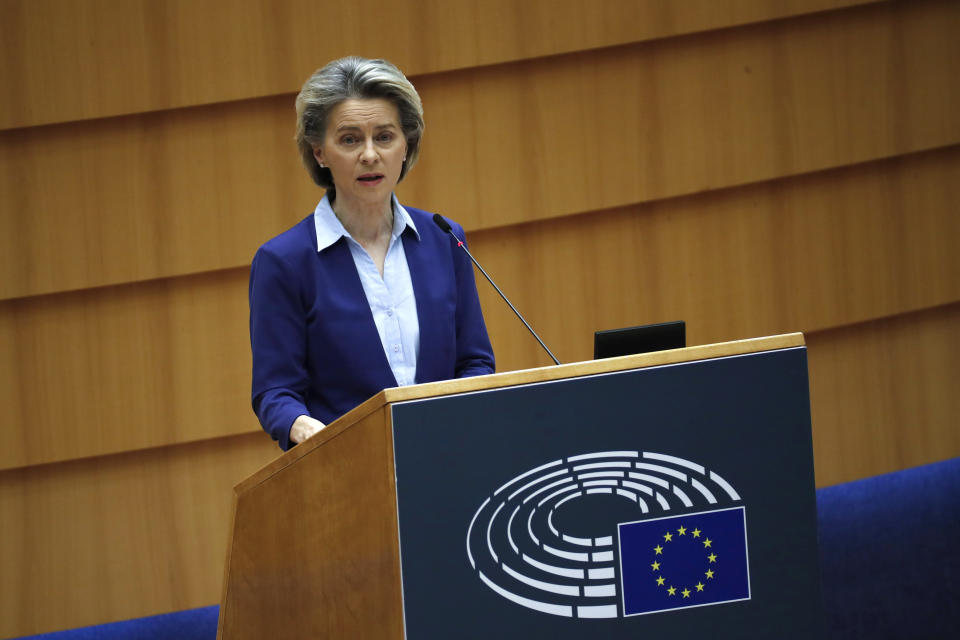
218,333,824,639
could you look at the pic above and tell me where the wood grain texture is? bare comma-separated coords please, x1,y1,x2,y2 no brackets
0,0,876,129
0,269,262,470
3,146,956,470
807,302,960,487
0,95,299,301
3,0,957,300
405,0,960,229
0,432,278,639
220,406,403,640
470,146,960,371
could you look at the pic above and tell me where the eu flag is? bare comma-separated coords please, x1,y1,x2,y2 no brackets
618,506,750,616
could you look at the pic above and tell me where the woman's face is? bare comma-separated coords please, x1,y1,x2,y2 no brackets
313,98,407,210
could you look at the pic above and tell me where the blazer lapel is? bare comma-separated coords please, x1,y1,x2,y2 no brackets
322,238,399,388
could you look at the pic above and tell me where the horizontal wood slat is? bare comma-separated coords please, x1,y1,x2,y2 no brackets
2,0,957,300
0,269,262,470
406,0,960,228
473,146,960,371
0,432,278,639
808,302,960,487
0,95,299,301
0,0,875,129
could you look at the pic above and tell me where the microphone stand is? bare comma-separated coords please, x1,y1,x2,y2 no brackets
433,214,561,366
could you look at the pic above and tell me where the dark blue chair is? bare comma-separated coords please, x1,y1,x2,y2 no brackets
816,456,960,639
10,605,218,640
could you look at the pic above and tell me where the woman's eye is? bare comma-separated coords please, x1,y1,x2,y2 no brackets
341,135,357,144
377,133,394,143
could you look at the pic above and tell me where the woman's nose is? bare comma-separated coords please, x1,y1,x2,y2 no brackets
359,140,378,163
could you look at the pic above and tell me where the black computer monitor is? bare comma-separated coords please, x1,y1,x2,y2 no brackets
594,320,686,359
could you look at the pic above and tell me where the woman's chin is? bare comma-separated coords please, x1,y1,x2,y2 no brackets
336,185,395,210
350,180,395,200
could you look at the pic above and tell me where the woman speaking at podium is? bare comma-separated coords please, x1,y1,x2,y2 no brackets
249,57,495,450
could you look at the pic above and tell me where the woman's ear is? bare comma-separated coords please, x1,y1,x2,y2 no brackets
312,145,325,168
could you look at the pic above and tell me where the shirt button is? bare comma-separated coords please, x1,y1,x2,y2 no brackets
393,345,401,353
387,308,393,316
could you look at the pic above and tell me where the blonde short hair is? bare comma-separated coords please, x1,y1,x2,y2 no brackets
295,57,424,188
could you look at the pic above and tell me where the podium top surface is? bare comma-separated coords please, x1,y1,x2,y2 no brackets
236,333,804,493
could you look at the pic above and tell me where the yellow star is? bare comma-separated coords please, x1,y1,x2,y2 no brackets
654,544,663,555
705,569,715,579
708,553,717,563
696,582,705,592
703,538,712,548
682,588,691,598
677,525,687,536
651,561,661,571
667,586,676,596
692,528,701,538
664,532,673,542
656,576,665,586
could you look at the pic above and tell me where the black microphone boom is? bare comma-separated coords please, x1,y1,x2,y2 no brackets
433,213,561,366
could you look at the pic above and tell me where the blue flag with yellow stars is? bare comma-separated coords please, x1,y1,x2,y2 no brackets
618,506,750,616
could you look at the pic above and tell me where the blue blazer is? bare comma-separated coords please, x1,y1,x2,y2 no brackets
249,205,495,450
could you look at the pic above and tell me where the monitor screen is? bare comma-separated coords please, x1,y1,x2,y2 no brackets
594,321,686,359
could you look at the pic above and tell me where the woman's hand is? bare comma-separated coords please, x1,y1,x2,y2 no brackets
289,415,327,445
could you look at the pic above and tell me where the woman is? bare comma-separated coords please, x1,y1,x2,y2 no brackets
249,57,495,450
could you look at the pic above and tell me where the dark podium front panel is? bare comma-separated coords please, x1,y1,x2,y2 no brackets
391,347,823,638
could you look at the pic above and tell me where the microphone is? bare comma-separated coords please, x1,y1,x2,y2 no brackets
433,213,561,366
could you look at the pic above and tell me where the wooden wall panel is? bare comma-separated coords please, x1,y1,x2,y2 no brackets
3,145,956,470
0,270,262,470
406,0,960,228
0,95,302,301
2,0,956,300
807,302,960,487
0,0,875,129
0,432,278,639
471,146,960,371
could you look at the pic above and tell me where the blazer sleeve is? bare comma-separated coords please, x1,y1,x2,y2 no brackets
249,245,310,450
451,222,496,377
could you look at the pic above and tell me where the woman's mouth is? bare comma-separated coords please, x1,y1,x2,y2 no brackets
357,173,384,185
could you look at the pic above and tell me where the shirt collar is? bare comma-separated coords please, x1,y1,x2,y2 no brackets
313,193,419,253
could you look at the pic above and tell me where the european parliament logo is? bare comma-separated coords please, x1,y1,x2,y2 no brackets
466,450,750,619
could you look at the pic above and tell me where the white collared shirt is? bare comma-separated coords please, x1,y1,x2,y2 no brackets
313,194,420,386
